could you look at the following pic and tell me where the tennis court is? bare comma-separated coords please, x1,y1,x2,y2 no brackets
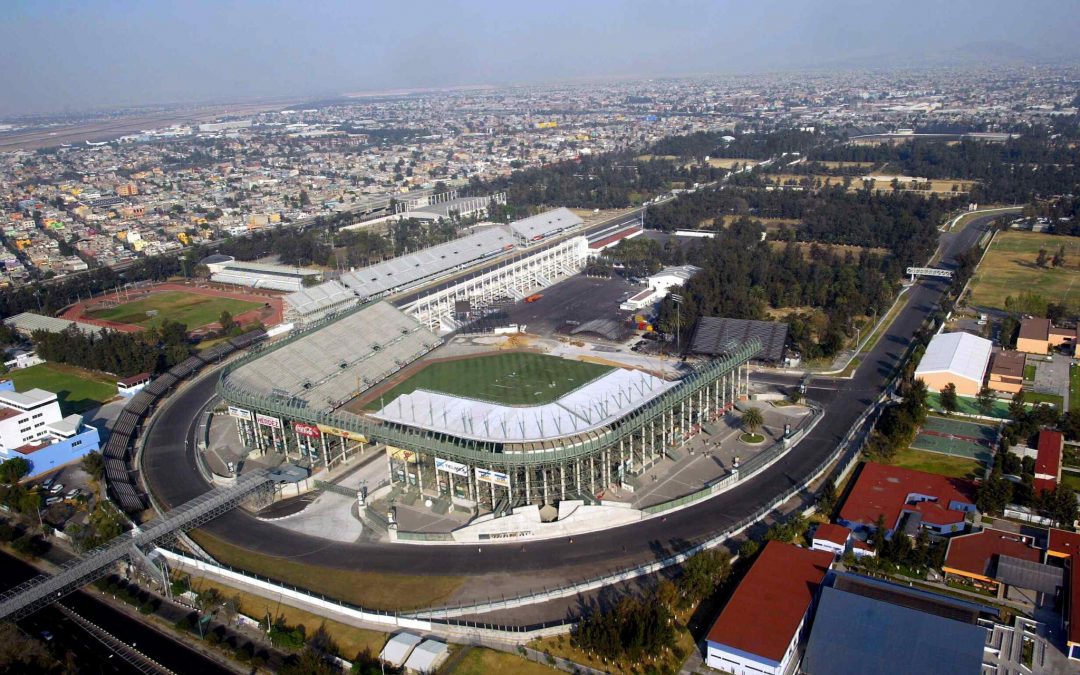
911,416,998,464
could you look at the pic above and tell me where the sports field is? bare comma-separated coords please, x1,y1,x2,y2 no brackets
365,352,613,408
7,362,117,414
911,415,997,464
87,291,262,329
967,231,1080,311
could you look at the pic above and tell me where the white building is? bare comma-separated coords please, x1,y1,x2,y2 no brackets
403,639,449,674
0,386,64,450
0,380,101,477
379,633,422,669
914,331,993,397
647,265,701,294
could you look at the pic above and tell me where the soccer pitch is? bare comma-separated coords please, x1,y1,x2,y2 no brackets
366,351,613,407
88,291,262,329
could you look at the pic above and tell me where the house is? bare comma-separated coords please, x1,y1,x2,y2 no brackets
646,265,701,293
943,528,1049,597
1034,429,1064,495
704,542,834,675
987,350,1025,395
1016,317,1077,355
914,331,992,396
838,462,978,537
116,372,150,398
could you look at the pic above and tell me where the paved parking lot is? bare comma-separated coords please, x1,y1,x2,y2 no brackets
503,274,643,340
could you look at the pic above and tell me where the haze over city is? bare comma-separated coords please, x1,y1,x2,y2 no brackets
2,0,1080,116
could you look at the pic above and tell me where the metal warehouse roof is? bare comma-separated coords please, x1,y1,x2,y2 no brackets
915,331,992,384
339,226,513,299
690,317,788,363
995,555,1064,595
802,585,986,675
509,207,583,241
373,367,675,443
379,633,422,668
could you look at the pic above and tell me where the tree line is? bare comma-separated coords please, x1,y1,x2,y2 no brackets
31,321,190,377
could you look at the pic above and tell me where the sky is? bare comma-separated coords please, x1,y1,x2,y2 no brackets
1,0,1078,117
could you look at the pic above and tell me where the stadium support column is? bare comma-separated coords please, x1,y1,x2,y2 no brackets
575,460,581,498
602,449,610,490
387,452,394,485
417,456,425,494
559,465,566,501
542,468,549,505
489,466,496,505
589,457,596,496
339,437,347,466
506,466,513,506
650,419,656,462
619,438,626,489
525,469,531,505
294,428,304,462
321,434,329,470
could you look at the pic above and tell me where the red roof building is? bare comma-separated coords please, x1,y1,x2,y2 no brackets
811,523,852,557
704,542,834,675
1034,430,1063,495
1049,529,1080,560
943,528,1042,587
1068,556,1080,661
838,462,978,536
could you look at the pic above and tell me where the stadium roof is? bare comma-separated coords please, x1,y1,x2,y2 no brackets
915,331,992,384
690,317,788,363
705,542,833,664
509,207,583,242
802,585,986,675
223,260,321,278
283,280,357,317
339,226,513,299
3,311,109,336
373,367,676,443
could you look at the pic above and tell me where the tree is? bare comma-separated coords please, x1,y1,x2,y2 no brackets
1041,486,1078,528
0,457,30,484
1052,244,1066,268
741,407,764,435
1008,390,1026,420
218,310,236,333
818,477,837,515
81,452,105,481
1036,248,1048,267
976,387,996,417
940,383,958,415
976,470,1014,515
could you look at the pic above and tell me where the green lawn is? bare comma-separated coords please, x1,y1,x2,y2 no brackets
367,352,613,408
1024,364,1036,381
967,231,1080,311
448,648,559,675
1061,472,1080,491
6,362,117,413
1071,364,1080,412
889,446,984,480
1025,391,1064,409
926,392,1011,418
87,290,262,330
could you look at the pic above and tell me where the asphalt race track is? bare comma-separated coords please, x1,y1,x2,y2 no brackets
140,216,994,591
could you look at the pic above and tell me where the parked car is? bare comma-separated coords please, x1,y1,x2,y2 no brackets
66,488,81,499
49,483,64,494
45,496,62,506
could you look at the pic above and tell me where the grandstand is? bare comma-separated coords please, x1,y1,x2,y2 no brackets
4,311,111,337
509,207,583,245
339,227,514,301
282,280,358,327
223,302,440,410
210,261,322,293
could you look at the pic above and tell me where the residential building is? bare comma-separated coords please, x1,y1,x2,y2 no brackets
987,350,1025,395
704,541,833,675
914,331,992,396
1034,429,1064,495
838,462,978,537
1016,317,1077,355
0,380,100,477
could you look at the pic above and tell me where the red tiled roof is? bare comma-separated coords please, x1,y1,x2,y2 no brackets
705,542,833,663
0,406,20,422
12,441,48,455
1036,430,1063,478
813,523,851,546
1034,477,1058,494
117,372,151,387
1019,317,1051,342
944,528,1041,580
1049,529,1080,558
839,462,977,530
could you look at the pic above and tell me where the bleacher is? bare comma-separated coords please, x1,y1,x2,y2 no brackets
283,280,359,326
223,302,440,410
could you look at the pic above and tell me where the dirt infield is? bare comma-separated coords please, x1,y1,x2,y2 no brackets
61,281,284,334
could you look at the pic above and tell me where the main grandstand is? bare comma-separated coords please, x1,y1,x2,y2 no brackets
218,207,759,510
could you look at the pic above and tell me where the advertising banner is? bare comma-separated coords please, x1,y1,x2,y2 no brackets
475,467,510,488
227,406,252,421
435,457,469,477
294,422,321,439
386,446,417,464
316,424,368,443
255,413,281,429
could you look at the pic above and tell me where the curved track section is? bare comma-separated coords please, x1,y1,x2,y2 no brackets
141,218,993,579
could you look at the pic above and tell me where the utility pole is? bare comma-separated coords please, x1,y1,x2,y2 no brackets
671,293,684,354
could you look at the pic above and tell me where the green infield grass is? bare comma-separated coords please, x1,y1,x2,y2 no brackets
87,290,262,330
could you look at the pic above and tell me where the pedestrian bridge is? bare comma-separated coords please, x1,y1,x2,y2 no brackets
0,469,275,621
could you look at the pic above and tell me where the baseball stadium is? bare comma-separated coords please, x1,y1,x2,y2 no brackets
216,209,761,511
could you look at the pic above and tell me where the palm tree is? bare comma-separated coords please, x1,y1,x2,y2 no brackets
741,407,764,436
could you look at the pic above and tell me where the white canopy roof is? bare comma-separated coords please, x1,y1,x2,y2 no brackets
403,640,449,673
373,368,675,443
915,331,992,384
379,632,422,667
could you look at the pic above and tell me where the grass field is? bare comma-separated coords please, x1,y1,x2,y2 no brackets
704,157,759,169
7,362,116,413
187,575,387,661
1072,365,1080,412
1026,391,1064,409
888,446,984,480
188,531,464,611
449,648,559,675
926,392,1014,419
366,352,613,408
87,290,262,329
967,232,1080,311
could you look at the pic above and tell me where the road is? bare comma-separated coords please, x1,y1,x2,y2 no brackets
138,213,998,598
0,548,231,674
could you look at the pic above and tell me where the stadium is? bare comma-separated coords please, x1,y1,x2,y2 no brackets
217,209,761,511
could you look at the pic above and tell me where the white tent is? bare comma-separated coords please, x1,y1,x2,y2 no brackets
379,632,422,668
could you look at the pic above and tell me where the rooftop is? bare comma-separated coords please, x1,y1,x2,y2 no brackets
915,331,992,384
705,542,833,663
839,462,977,530
508,207,583,241
1019,317,1051,342
0,388,58,410
650,265,701,282
1048,528,1080,558
944,528,1041,581
813,523,852,546
989,350,1025,379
